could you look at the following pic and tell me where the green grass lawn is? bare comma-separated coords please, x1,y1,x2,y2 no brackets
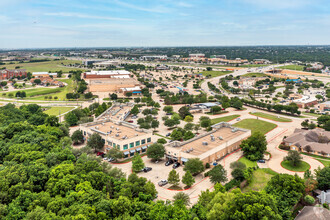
211,114,240,125
281,160,310,172
0,59,86,73
200,71,233,78
44,106,75,116
241,72,268,77
250,112,292,122
278,65,305,71
239,64,270,67
234,119,277,135
242,168,277,192
302,112,321,117
238,157,257,168
0,78,76,101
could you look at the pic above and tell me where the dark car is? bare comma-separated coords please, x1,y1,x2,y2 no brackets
166,113,173,115
158,179,168,186
257,159,265,163
172,162,180,169
165,160,174,166
142,167,152,172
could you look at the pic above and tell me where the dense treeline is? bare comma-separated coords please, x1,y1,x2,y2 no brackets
164,93,208,105
0,104,327,219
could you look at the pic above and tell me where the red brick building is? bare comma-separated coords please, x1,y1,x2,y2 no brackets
0,69,27,80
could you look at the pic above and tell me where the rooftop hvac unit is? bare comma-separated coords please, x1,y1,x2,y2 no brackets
111,126,114,128
115,134,119,137
95,126,99,129
210,134,215,142
116,127,119,130
202,142,208,146
219,136,223,140
135,134,138,136
102,123,104,126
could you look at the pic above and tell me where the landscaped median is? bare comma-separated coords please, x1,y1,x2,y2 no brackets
249,112,292,122
43,106,75,116
211,114,240,125
280,160,310,172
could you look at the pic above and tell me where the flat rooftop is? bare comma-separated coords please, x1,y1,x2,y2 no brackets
87,121,146,140
180,127,245,156
86,70,130,75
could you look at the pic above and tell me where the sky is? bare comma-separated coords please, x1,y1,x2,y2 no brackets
0,0,329,48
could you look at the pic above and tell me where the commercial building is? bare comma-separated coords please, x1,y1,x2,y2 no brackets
82,60,101,66
295,206,330,220
210,55,226,59
284,128,330,157
164,122,251,165
83,70,131,79
253,59,271,64
140,55,167,61
0,69,27,80
32,72,57,78
290,95,318,108
189,53,205,58
92,60,119,68
319,101,330,112
80,119,154,158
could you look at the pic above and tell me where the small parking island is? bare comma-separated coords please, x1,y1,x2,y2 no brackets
281,160,310,172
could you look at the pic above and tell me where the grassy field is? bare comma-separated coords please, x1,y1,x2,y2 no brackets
250,112,292,122
200,71,233,78
239,64,269,67
281,160,310,172
241,72,268,77
0,59,85,73
44,106,75,116
302,112,321,117
0,78,75,101
278,65,305,71
234,119,277,135
211,114,240,125
242,169,277,192
238,157,257,168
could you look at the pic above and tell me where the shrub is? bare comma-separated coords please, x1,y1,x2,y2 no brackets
323,203,329,209
205,163,210,169
304,195,315,205
224,179,240,191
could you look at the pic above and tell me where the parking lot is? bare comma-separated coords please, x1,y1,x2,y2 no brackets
109,156,214,203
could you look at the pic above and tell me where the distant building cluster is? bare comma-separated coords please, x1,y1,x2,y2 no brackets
0,69,27,80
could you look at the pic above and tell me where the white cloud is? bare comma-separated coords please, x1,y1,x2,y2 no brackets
44,12,133,21
242,0,316,9
112,0,171,13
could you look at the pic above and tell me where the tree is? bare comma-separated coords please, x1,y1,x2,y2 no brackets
209,165,227,184
304,145,312,153
87,133,104,152
184,158,205,175
304,195,315,205
45,115,59,127
184,115,193,122
230,161,246,170
233,80,239,86
240,131,267,161
64,111,78,126
232,100,243,110
125,92,133,97
301,119,309,129
157,138,167,144
194,124,200,134
210,105,222,114
168,169,180,186
71,130,84,145
173,192,190,206
146,143,165,161
163,106,173,113
199,116,211,129
130,105,139,115
222,101,230,110
315,94,323,101
132,154,145,172
183,131,194,141
184,123,194,131
284,151,302,167
316,166,330,190
178,106,191,120
265,174,305,217
110,93,118,100
231,168,245,181
106,148,124,161
182,171,195,187
206,67,212,71
34,79,41,84
308,122,316,130
164,119,179,129
151,120,159,131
